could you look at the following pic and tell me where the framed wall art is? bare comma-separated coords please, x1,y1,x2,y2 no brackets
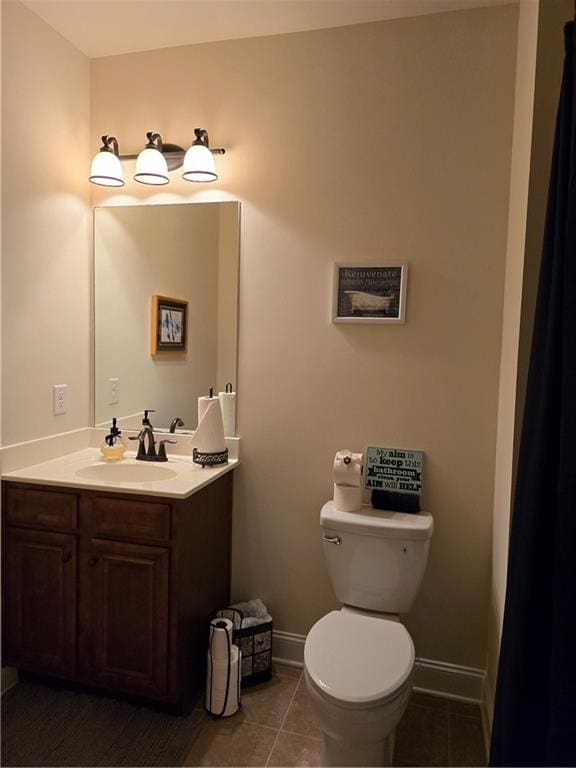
151,295,188,354
332,264,408,324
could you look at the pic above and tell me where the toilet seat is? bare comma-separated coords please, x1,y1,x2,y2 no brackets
304,610,414,709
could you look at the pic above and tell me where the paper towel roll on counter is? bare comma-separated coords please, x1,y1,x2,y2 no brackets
198,392,220,425
218,383,236,437
194,399,227,453
193,390,228,465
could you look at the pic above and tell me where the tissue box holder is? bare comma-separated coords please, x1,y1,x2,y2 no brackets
216,608,273,687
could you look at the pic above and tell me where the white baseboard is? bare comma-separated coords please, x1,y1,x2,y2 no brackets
413,658,485,703
481,670,495,756
1,666,19,695
273,630,305,667
272,630,486,704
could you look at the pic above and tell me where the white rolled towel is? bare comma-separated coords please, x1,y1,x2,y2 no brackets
230,598,269,620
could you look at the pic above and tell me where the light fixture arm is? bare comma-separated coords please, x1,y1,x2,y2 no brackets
116,128,225,171
192,128,225,155
100,135,120,155
145,131,163,151
193,128,209,147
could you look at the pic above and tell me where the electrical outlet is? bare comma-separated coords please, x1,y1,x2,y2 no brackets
53,384,67,415
109,377,120,405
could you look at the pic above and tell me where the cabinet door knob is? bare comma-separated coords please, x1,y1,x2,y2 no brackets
88,557,98,567
62,552,72,563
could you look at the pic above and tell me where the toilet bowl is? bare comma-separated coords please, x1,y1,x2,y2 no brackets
308,500,434,767
304,609,415,767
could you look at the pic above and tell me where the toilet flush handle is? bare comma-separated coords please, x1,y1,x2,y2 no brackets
323,535,342,545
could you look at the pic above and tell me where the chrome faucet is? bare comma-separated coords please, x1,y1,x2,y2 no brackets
169,417,184,433
130,425,176,462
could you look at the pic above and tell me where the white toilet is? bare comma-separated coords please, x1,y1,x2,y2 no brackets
304,501,434,767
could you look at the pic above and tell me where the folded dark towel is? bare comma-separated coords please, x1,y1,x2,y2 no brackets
371,490,421,514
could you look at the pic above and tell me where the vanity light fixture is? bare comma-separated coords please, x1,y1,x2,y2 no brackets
134,132,169,185
89,135,125,187
88,129,225,187
182,129,218,182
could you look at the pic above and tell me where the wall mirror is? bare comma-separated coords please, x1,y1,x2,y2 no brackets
94,201,240,433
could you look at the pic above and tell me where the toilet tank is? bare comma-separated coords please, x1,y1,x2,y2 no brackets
321,501,434,614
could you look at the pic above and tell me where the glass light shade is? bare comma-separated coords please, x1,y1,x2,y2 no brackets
89,150,124,187
182,144,218,182
134,147,169,185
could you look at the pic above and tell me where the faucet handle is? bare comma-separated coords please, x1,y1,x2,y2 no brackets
157,439,177,462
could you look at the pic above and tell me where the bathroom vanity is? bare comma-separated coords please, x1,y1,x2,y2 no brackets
1,199,242,712
1,452,235,713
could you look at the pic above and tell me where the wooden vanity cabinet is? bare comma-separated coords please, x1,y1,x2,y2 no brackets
5,525,77,677
78,537,170,698
2,472,233,712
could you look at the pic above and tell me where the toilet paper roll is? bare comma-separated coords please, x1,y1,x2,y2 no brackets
207,643,239,674
333,450,363,487
218,389,236,437
334,483,363,513
209,618,234,663
193,399,227,455
206,645,241,717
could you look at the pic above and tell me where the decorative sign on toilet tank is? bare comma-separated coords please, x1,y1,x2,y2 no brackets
364,447,424,495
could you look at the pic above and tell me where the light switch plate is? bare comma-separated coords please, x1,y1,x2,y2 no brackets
53,384,67,415
109,377,119,405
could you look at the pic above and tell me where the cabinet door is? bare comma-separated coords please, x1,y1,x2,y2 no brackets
5,528,77,675
83,538,169,697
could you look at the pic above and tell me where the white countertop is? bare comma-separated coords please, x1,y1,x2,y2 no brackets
2,447,238,499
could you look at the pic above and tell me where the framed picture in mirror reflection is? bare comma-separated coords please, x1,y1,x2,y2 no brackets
151,295,188,354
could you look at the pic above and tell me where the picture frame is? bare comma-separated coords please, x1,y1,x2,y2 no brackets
150,295,188,354
332,263,408,324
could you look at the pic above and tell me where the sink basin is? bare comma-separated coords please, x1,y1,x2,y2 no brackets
75,462,178,483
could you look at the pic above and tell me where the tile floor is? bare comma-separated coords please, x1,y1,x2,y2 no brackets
184,664,487,767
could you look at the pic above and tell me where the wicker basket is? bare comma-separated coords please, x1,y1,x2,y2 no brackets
216,608,273,687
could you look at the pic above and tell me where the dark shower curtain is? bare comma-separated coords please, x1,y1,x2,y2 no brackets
490,18,576,768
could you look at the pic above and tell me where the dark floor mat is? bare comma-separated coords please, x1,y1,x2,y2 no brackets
1,681,204,767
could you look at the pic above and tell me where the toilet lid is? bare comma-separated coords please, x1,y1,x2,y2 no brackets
305,611,414,708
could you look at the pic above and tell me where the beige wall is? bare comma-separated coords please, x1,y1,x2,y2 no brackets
91,6,518,667
487,0,538,720
1,0,91,445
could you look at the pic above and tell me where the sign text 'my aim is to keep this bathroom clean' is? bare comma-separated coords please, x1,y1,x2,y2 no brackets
364,447,424,496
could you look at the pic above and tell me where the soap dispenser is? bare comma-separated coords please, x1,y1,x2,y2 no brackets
100,418,127,461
